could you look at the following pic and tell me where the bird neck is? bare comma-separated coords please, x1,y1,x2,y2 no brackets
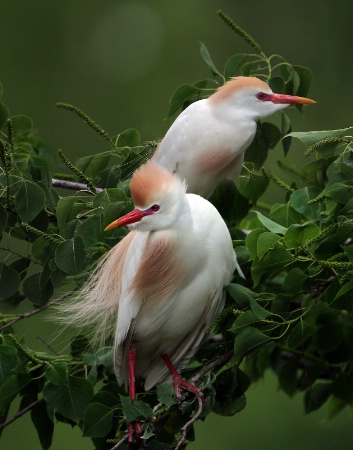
211,99,258,123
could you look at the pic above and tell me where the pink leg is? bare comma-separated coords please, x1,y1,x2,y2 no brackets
127,345,143,449
162,353,205,406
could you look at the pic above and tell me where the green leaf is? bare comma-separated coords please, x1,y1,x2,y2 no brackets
22,272,54,306
237,165,269,203
227,283,256,309
230,310,260,332
284,222,320,249
304,381,332,413
211,180,250,226
256,232,281,260
0,263,21,300
234,327,272,360
0,373,31,413
55,236,86,275
91,382,122,409
0,203,8,234
200,42,222,77
77,215,103,247
14,181,45,223
299,158,332,187
251,246,294,286
115,128,140,148
76,153,111,179
249,297,271,320
332,374,353,405
245,229,265,260
252,211,287,234
269,76,285,94
43,376,94,423
285,127,353,147
286,68,300,95
287,320,317,348
93,188,127,211
212,368,248,416
270,203,302,228
245,122,281,169
330,280,353,311
283,268,307,295
49,259,67,288
56,197,87,229
98,166,122,188
277,358,298,397
293,65,313,101
290,187,321,220
281,112,292,155
167,80,208,117
32,237,57,265
224,54,249,79
83,403,115,437
343,244,353,263
45,362,68,385
0,346,18,384
31,399,54,450
323,182,353,204
120,396,154,423
157,384,178,408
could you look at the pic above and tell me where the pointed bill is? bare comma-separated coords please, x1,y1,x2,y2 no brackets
269,93,316,105
104,209,144,231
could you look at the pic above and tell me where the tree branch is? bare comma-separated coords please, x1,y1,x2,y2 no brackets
52,178,103,193
0,289,76,332
0,398,45,431
109,433,128,449
174,396,203,450
190,349,234,383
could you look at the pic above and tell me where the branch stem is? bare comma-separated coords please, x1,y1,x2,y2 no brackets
0,398,45,431
0,290,76,332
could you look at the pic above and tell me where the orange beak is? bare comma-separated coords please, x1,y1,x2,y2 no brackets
269,93,316,105
104,209,144,231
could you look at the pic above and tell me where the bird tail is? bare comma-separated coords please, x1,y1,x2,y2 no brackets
55,234,134,349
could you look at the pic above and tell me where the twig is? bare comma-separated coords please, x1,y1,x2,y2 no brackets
153,402,164,414
0,290,76,332
190,350,234,384
0,398,45,431
36,336,60,356
52,178,103,193
174,396,203,450
109,433,129,450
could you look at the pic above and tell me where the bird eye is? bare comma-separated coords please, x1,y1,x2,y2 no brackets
256,92,266,100
150,204,160,212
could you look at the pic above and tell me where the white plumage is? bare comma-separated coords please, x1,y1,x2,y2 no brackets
153,76,315,198
61,161,239,391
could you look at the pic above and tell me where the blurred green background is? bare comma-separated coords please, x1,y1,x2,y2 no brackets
1,1,353,449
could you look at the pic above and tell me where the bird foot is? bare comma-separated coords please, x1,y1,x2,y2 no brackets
128,420,143,449
173,374,206,406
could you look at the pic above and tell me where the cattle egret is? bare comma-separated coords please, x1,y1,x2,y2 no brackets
61,161,240,445
153,76,316,198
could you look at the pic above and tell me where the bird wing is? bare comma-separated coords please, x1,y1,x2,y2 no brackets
114,231,185,386
113,232,146,385
143,285,226,390
153,99,256,197
153,100,211,173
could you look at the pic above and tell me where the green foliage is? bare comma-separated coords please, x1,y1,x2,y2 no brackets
0,10,352,450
